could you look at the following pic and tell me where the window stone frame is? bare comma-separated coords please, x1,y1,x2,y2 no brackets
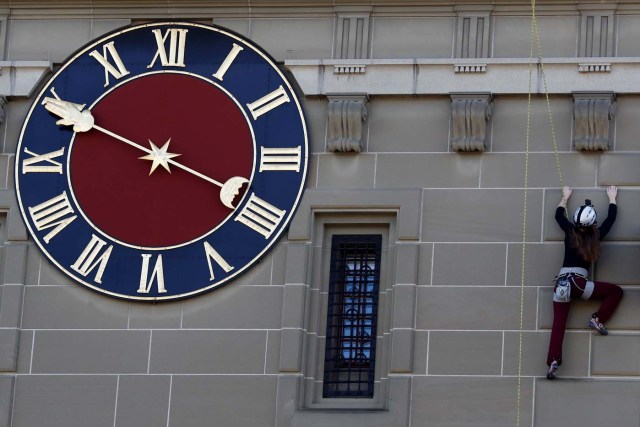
275,189,420,425
304,216,393,410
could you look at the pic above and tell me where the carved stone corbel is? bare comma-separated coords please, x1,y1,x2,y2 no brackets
572,92,615,151
449,93,492,152
326,94,368,153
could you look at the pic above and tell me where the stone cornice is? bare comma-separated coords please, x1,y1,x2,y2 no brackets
0,61,52,98
285,57,640,96
5,0,640,18
1,0,629,5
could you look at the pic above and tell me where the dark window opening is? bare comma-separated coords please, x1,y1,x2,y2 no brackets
323,234,382,398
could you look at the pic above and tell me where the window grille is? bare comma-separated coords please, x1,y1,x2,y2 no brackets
323,234,382,398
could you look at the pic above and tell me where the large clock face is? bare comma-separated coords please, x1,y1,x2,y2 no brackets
15,22,308,301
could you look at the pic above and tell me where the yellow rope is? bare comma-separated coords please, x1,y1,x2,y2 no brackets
531,5,565,188
515,2,536,422
517,1,565,425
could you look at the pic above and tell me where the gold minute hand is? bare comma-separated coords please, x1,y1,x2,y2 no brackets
42,96,249,209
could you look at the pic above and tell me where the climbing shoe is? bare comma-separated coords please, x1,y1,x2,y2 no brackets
546,360,559,380
588,316,608,335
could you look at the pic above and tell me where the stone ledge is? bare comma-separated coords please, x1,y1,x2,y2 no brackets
285,57,640,96
0,61,51,98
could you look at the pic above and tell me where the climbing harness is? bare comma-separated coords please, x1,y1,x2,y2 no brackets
552,269,588,303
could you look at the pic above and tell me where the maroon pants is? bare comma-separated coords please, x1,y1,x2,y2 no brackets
546,276,623,366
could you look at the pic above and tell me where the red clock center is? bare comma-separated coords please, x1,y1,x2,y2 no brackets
70,73,253,248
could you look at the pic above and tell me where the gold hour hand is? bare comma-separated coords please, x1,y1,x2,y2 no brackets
41,96,249,209
42,97,94,132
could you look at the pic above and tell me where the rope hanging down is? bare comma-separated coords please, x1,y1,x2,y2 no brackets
515,1,565,425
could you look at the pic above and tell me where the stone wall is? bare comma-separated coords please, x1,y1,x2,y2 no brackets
0,1,639,426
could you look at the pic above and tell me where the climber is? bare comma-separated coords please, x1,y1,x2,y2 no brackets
546,185,624,380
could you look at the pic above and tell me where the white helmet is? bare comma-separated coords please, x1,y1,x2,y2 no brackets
574,200,597,227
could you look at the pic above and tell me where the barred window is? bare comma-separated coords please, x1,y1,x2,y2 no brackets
323,234,382,398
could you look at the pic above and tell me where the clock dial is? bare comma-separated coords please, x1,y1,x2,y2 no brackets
15,22,308,300
70,72,254,248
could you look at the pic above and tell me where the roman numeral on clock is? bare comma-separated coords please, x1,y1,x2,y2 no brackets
137,254,167,294
212,43,244,81
70,234,113,284
148,28,188,68
203,242,234,281
235,193,286,239
247,85,290,120
259,146,301,172
22,147,65,174
28,191,77,243
88,42,130,87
